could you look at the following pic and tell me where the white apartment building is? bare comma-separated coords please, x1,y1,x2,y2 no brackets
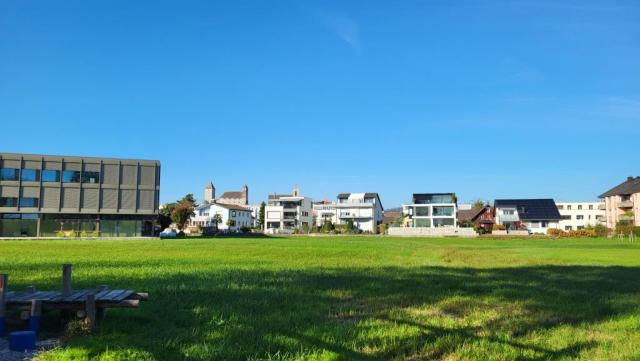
555,201,606,231
189,202,253,231
402,193,457,228
264,186,313,232
313,193,384,233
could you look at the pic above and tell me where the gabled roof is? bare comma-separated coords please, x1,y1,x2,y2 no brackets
197,202,250,211
599,176,640,198
494,199,561,221
458,205,492,223
205,181,214,189
219,191,245,199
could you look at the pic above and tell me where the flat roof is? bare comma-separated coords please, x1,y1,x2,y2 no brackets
0,152,160,165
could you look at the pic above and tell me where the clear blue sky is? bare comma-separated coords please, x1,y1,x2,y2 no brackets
1,0,638,207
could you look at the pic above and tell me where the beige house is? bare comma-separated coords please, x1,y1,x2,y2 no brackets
599,176,640,228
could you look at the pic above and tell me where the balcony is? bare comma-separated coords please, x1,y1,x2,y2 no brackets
617,200,634,208
498,214,519,222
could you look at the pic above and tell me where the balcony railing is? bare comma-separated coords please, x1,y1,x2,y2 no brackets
498,214,519,222
618,200,634,208
619,215,634,221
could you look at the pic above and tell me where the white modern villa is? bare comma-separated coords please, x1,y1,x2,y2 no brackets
494,199,561,234
555,201,606,231
264,186,313,232
313,193,384,233
402,193,458,228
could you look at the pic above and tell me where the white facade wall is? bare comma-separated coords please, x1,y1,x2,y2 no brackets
265,197,313,231
494,206,559,234
402,203,457,228
313,201,383,233
556,201,606,231
191,203,253,231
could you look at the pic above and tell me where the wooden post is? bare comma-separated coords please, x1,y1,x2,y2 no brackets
0,274,7,336
85,294,96,331
29,300,42,334
62,264,72,294
96,285,108,323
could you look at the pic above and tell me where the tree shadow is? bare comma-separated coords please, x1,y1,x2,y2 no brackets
6,265,640,360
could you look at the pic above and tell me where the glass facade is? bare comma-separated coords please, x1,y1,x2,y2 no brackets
0,197,18,207
0,168,18,181
415,218,431,227
19,198,39,208
42,170,60,182
21,169,40,182
413,194,455,204
62,170,80,183
432,206,454,216
1,213,154,237
433,218,455,227
0,214,38,237
82,171,100,183
415,206,430,216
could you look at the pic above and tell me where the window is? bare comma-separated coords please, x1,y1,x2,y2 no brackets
42,170,60,182
541,221,548,227
503,209,515,215
432,206,454,216
19,198,39,207
576,215,584,220
232,211,236,217
0,168,18,181
565,226,572,231
577,226,584,230
588,205,593,210
62,170,80,183
21,169,40,182
561,215,571,220
415,206,430,216
82,171,100,183
557,205,564,210
567,205,572,210
578,205,582,210
0,197,18,207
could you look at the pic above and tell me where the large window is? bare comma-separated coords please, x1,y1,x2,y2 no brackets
0,197,18,207
21,169,40,182
432,206,454,216
62,170,80,183
433,218,455,227
82,171,100,183
0,214,37,237
0,168,18,181
415,206,430,216
19,198,39,207
414,218,431,227
42,170,60,182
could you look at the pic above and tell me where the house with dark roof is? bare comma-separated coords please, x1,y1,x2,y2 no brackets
457,205,494,232
494,199,561,234
599,176,640,228
313,193,384,232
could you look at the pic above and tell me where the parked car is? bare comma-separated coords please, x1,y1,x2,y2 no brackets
159,228,177,239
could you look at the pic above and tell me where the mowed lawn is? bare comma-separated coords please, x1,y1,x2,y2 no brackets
1,237,640,360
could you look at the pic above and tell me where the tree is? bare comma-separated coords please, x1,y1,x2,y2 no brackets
213,214,223,230
472,199,485,209
171,201,195,230
258,202,266,229
158,203,176,230
179,194,198,207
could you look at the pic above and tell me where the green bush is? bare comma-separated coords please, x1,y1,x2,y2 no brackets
56,230,65,238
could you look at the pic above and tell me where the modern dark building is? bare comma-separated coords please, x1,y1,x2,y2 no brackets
0,153,160,237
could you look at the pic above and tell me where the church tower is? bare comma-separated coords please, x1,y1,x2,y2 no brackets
204,181,215,204
242,184,249,205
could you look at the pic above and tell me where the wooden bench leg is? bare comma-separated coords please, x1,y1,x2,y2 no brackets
85,294,96,331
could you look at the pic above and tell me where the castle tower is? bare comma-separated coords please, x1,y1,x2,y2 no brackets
204,181,215,204
242,184,249,205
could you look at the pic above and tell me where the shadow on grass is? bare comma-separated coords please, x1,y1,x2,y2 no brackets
9,265,640,360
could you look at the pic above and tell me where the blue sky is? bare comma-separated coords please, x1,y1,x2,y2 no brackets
1,0,638,207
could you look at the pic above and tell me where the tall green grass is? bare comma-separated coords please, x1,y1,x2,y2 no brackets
0,236,639,360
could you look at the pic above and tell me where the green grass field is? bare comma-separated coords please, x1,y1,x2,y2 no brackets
1,236,640,360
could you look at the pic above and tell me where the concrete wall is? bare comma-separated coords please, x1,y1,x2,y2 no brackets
388,227,477,237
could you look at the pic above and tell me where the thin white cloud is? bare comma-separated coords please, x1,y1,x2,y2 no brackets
296,2,361,51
